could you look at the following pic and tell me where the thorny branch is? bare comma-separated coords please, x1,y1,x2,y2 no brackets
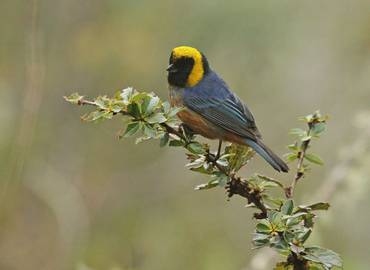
77,97,268,218
66,91,341,270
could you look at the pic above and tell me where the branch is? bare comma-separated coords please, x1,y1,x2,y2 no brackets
285,113,326,198
65,91,342,270
70,94,269,217
285,125,312,198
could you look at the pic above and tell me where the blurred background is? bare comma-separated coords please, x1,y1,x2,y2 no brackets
1,0,370,269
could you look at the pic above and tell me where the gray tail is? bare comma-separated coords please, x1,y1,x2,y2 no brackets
246,138,289,173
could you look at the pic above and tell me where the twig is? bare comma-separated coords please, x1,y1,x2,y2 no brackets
285,124,312,198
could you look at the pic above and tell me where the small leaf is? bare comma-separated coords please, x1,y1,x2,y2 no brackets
194,178,219,190
287,143,299,151
301,135,312,142
186,156,206,169
162,101,171,114
123,122,141,137
95,96,108,109
290,128,306,137
284,153,298,162
304,153,324,165
111,104,123,113
120,87,134,104
143,95,160,114
298,228,312,243
127,103,141,118
187,142,206,154
169,140,184,147
252,233,270,247
131,92,148,103
298,202,330,211
160,133,170,147
146,113,167,124
216,158,229,167
81,110,106,122
311,122,326,136
257,174,285,189
135,136,150,144
64,93,84,104
143,124,157,138
256,220,272,234
211,172,228,187
302,246,342,269
281,199,294,215
167,106,183,118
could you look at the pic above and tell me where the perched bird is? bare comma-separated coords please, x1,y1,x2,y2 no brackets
167,46,289,172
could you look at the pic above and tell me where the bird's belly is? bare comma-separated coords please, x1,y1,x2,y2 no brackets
177,109,221,140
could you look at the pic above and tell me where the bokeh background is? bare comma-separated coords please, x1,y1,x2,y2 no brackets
1,0,370,269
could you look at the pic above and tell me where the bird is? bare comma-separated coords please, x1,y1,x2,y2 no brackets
167,46,289,173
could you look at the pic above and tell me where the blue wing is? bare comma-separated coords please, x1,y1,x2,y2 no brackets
183,71,261,140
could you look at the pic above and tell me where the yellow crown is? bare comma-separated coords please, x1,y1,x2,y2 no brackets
172,46,204,87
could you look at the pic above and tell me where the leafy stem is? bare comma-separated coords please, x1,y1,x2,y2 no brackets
65,89,341,270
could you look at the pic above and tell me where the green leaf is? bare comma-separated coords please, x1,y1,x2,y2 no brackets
301,135,312,142
187,142,206,154
111,103,124,113
226,144,254,171
287,143,299,151
142,95,160,115
186,156,206,169
304,153,324,165
210,172,228,187
268,211,284,227
120,87,134,104
127,103,141,118
123,122,141,137
159,133,169,147
311,122,326,136
281,199,294,215
81,110,106,122
298,202,330,211
167,106,182,118
162,101,171,114
194,178,219,190
95,96,108,109
146,113,167,124
252,233,270,247
190,165,214,175
256,220,272,234
169,140,184,147
64,93,83,104
284,153,298,162
298,228,312,243
135,136,151,144
131,92,148,103
290,128,306,137
303,246,342,269
257,174,285,189
143,124,157,138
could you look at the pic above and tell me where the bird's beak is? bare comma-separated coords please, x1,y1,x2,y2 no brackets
166,63,177,72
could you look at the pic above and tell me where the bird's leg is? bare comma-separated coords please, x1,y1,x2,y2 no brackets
216,140,223,160
180,123,196,140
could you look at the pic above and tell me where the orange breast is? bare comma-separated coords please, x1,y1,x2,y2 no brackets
177,109,220,139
